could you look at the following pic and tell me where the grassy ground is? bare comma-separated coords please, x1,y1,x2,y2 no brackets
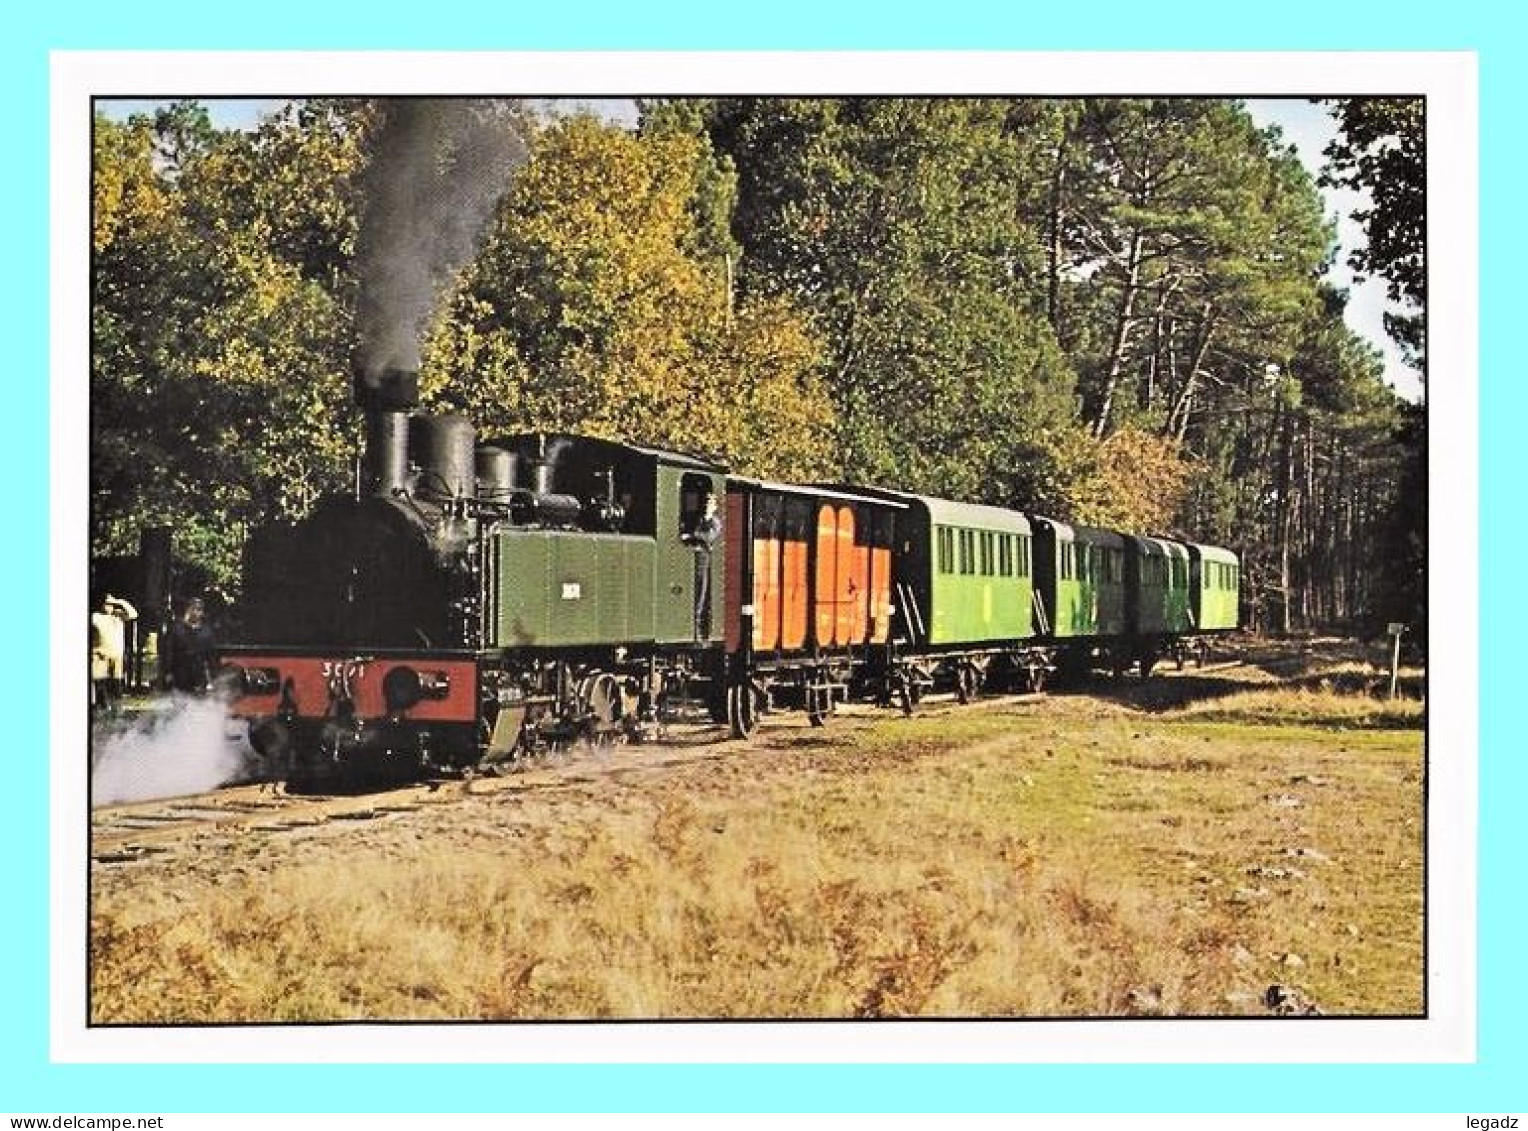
90,656,1424,1022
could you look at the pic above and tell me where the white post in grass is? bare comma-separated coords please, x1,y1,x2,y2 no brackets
1387,622,1406,700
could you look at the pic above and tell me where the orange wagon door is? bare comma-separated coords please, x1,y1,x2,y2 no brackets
815,503,839,647
781,499,810,651
754,534,780,651
838,505,866,646
751,495,782,652
870,511,893,643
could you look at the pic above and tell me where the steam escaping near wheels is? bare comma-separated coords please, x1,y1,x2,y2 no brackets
90,693,261,807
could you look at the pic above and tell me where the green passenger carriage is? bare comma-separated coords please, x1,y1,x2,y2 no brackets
915,495,1037,647
1188,542,1241,634
1126,536,1193,637
1031,519,1129,640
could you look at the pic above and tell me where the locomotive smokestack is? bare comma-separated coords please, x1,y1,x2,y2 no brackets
348,99,528,500
355,362,418,497
354,363,419,414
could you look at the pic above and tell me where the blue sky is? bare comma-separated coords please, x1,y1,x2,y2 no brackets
98,95,1420,402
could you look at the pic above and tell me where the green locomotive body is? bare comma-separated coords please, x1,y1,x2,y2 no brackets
483,434,726,651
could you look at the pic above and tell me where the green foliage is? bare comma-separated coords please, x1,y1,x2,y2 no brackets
696,98,1077,500
1043,99,1332,440
428,114,836,479
90,96,1420,638
91,102,369,600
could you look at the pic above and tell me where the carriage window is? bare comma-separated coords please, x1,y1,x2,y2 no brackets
782,497,812,542
979,532,994,576
998,535,1012,577
1020,535,1031,578
753,493,783,539
936,527,953,574
959,530,974,575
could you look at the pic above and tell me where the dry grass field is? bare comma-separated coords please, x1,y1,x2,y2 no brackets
89,639,1425,1023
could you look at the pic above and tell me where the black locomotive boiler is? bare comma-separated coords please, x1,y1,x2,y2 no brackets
222,363,735,788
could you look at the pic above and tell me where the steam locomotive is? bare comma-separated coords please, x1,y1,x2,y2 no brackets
220,366,1240,788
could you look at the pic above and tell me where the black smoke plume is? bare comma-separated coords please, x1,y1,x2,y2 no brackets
353,99,529,400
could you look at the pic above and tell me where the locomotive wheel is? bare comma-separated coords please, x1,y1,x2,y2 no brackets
727,681,760,739
579,673,626,743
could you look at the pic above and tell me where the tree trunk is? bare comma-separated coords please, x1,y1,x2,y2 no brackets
1045,127,1071,338
1092,230,1144,438
1274,402,1297,636
1167,303,1216,442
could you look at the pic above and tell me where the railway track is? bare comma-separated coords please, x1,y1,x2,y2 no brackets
92,662,1282,868
88,691,1059,866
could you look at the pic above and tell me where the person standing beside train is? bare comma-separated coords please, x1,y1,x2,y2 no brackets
683,488,723,641
162,595,217,694
90,591,138,714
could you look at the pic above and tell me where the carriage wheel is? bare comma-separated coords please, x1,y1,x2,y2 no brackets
1025,664,1047,693
955,663,979,705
